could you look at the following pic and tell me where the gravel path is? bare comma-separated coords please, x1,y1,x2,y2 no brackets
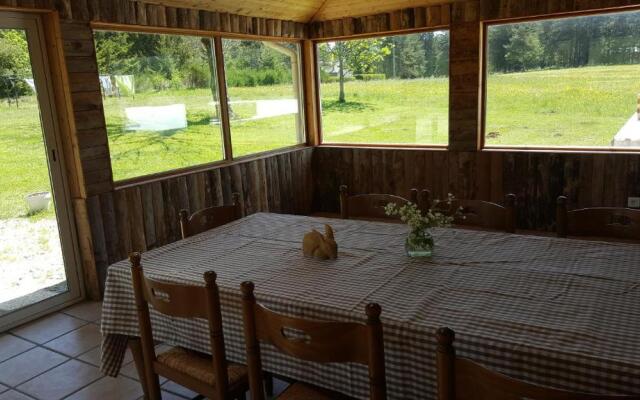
0,218,65,305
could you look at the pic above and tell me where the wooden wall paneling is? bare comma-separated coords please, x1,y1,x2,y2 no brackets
488,152,504,203
84,196,108,292
73,198,101,299
209,168,224,206
127,186,147,253
150,181,167,246
257,158,269,211
140,184,157,250
160,179,177,243
220,166,233,205
308,4,451,39
480,0,640,21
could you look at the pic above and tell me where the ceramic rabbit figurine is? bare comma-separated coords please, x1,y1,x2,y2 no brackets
302,224,338,260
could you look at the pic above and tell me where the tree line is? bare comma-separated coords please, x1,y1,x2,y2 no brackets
488,11,640,73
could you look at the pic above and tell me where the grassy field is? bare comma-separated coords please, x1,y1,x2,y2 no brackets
1,64,639,218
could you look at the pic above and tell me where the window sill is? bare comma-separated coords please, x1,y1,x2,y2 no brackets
482,145,640,155
318,143,448,150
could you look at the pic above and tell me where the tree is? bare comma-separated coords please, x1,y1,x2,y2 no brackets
504,25,543,72
0,30,31,99
318,39,390,102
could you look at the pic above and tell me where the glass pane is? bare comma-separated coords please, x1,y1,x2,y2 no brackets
0,28,67,315
222,39,304,157
485,10,640,148
318,31,449,145
94,31,224,180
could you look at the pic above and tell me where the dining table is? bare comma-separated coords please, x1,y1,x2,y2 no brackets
100,212,640,399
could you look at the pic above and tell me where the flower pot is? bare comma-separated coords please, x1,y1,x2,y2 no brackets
25,192,52,214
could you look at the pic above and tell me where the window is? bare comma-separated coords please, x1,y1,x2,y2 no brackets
94,31,224,181
485,10,640,149
222,39,304,157
317,31,449,145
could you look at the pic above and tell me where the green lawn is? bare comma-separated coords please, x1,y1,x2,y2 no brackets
1,64,639,218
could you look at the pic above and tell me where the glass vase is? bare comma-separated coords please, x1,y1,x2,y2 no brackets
405,228,434,258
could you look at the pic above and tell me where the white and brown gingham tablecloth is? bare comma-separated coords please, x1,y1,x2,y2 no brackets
100,213,640,399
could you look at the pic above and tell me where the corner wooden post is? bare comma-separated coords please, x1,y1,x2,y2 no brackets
556,196,568,238
435,327,455,400
302,40,320,146
448,0,482,151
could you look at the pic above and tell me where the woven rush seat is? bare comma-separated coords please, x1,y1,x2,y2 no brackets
277,382,352,400
157,346,247,387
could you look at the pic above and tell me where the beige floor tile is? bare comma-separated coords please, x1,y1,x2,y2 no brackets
161,381,199,398
11,313,86,344
43,324,101,357
16,359,102,400
0,335,34,363
65,375,143,400
0,390,36,400
77,346,133,367
62,302,102,323
0,347,68,386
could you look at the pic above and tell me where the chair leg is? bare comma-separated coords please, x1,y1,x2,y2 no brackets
264,372,274,396
128,338,161,400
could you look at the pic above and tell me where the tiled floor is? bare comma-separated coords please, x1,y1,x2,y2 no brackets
0,301,289,400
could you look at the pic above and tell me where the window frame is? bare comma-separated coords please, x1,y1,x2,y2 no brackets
480,7,640,153
90,22,307,186
312,27,451,149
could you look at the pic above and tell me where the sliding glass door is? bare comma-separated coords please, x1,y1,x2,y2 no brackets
0,12,82,331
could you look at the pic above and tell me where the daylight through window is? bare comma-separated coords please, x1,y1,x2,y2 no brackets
222,39,305,158
485,10,640,148
94,31,225,181
317,31,450,145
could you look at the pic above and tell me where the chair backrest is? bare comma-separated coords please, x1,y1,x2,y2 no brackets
180,192,242,238
240,281,387,400
130,253,230,399
556,196,640,240
421,190,516,233
435,327,639,400
339,184,418,220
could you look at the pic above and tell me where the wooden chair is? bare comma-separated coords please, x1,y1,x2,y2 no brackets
556,196,640,240
240,281,387,400
130,253,249,400
180,192,242,239
421,190,517,233
435,327,640,400
339,184,418,220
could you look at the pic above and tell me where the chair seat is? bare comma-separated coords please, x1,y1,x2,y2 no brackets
277,382,352,400
157,346,247,387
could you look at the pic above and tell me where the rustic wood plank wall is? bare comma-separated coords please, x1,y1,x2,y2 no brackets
88,148,313,291
312,147,640,231
308,4,450,39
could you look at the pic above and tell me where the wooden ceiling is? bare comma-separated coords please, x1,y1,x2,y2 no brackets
135,0,448,22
